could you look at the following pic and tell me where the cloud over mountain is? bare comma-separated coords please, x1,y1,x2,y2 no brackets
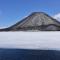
53,13,60,22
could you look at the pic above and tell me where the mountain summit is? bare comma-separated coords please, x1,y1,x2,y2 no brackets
0,12,60,31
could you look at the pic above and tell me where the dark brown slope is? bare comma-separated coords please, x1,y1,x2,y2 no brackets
0,12,60,31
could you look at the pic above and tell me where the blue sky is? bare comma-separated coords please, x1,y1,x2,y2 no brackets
0,0,60,27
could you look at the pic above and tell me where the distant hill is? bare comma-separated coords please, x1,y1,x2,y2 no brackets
0,12,60,31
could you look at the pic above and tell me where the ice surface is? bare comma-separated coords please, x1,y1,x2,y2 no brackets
0,31,60,50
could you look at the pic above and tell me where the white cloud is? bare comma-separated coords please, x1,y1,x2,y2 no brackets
53,13,60,22
0,26,7,29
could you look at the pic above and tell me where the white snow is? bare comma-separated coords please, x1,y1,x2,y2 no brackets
0,31,60,50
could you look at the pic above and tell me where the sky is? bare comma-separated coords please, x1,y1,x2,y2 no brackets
0,0,60,27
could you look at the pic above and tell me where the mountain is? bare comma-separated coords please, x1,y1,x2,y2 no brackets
53,13,60,22
0,12,60,31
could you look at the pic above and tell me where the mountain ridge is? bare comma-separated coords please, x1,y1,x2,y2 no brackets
0,12,60,31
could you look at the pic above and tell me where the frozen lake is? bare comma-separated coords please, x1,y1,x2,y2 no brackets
0,31,60,50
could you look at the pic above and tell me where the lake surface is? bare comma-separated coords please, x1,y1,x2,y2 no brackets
0,32,60,60
0,48,60,60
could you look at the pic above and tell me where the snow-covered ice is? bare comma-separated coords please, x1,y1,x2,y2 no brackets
0,31,60,50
